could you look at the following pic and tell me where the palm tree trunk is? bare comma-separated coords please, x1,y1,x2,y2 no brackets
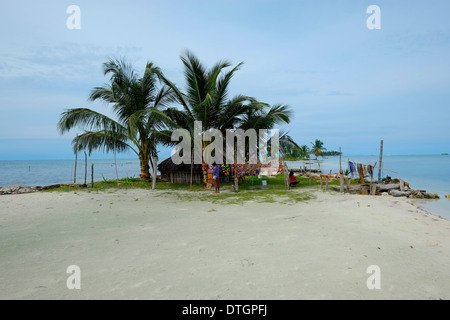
140,153,151,181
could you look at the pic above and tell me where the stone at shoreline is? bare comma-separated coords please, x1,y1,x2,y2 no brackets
409,190,440,199
0,185,36,195
0,183,77,195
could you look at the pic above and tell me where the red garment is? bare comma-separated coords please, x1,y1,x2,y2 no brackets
290,175,296,183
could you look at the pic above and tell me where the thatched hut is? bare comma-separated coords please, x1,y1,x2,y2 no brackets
157,158,204,184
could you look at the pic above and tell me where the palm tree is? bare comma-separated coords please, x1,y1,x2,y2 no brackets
57,58,174,181
159,51,257,186
298,145,310,159
310,139,326,158
160,51,296,188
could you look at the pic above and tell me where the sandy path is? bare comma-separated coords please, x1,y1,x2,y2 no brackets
0,188,449,299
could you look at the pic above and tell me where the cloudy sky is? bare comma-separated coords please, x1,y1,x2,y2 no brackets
0,0,449,160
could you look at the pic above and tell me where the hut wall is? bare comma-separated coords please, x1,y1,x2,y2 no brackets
166,171,203,184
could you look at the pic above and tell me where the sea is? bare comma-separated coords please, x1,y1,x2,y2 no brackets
0,155,449,220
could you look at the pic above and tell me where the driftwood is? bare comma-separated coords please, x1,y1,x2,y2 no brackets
388,190,411,197
375,183,400,191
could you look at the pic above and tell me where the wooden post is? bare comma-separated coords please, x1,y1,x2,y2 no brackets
114,146,119,182
378,140,383,182
152,156,158,190
339,147,342,172
190,150,193,189
320,175,323,189
326,176,329,190
74,134,78,184
308,154,312,186
340,174,344,193
284,160,290,191
84,151,87,186
371,184,376,195
91,163,94,188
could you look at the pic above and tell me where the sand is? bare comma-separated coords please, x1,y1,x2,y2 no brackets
0,188,449,300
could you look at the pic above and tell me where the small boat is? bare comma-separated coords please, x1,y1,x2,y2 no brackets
441,153,448,156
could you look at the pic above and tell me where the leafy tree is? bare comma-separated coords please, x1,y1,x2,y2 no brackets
57,58,174,180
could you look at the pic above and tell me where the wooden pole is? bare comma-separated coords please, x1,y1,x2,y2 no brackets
340,174,344,193
152,156,158,190
91,163,94,188
84,151,87,186
190,149,193,189
308,153,311,186
114,146,119,182
74,134,78,184
326,176,329,190
339,147,342,173
370,175,374,195
284,160,290,191
378,140,383,182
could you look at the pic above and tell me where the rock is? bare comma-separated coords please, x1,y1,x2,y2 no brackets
0,185,36,195
410,190,424,199
409,190,439,199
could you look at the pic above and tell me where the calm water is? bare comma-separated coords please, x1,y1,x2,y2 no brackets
1,155,449,219
286,155,450,220
0,159,143,187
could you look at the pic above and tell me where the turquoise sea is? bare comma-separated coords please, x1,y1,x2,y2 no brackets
0,155,449,220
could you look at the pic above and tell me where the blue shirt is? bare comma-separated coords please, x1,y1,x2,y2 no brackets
213,165,220,177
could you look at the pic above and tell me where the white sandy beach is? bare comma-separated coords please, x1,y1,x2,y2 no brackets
0,188,449,300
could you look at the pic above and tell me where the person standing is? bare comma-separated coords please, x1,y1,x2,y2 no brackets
213,164,220,194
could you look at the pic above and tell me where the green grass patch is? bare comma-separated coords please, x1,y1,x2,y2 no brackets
44,174,317,205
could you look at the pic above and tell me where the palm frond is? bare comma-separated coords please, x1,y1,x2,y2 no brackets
73,130,133,156
57,108,125,134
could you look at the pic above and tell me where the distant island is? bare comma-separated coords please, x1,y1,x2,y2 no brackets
284,150,342,161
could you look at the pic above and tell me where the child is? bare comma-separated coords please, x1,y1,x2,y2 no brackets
289,171,299,187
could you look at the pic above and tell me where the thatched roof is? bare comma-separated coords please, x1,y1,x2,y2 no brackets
158,157,203,172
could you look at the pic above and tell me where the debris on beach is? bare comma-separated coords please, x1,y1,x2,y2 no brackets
0,184,76,195
325,177,440,199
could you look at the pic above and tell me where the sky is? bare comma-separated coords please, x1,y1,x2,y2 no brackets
0,0,449,160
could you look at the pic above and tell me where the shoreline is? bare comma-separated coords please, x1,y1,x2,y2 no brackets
1,188,449,299
2,180,448,221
